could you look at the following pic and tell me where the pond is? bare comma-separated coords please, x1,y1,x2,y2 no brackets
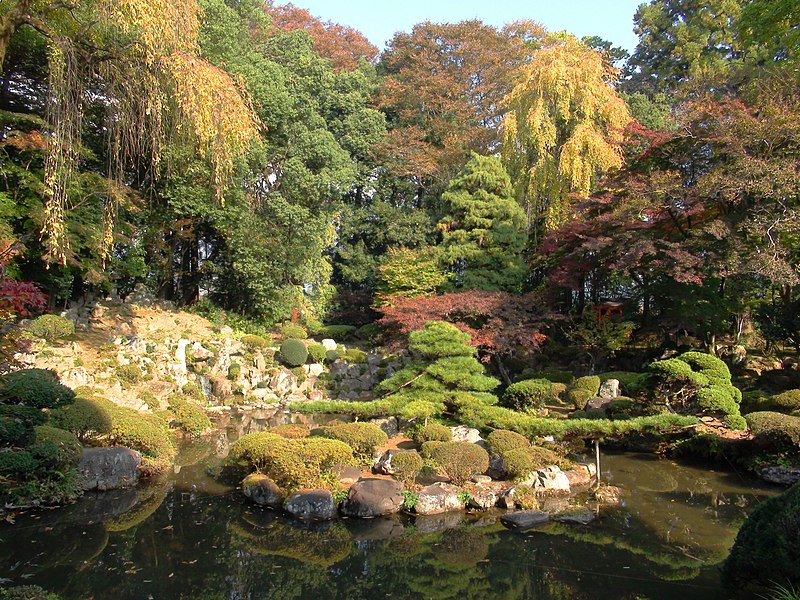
0,413,780,599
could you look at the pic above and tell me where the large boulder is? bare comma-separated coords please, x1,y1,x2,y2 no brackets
528,466,571,494
415,482,464,515
341,479,404,518
450,425,482,444
321,339,337,351
242,474,284,508
500,510,550,531
598,379,620,399
369,417,399,438
79,447,141,491
468,488,497,511
283,489,337,521
760,466,800,486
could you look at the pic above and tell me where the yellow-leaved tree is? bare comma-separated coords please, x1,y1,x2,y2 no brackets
502,34,631,245
0,0,260,264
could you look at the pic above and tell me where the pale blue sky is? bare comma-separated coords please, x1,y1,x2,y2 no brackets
276,1,645,53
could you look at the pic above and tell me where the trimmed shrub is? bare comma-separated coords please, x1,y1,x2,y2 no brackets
573,376,601,396
321,422,387,459
392,451,423,484
550,382,568,401
0,585,61,600
49,396,114,442
486,429,530,455
724,414,747,430
229,432,353,490
269,424,310,439
696,385,738,416
678,351,731,385
343,348,368,364
766,390,800,414
241,334,270,349
503,378,553,412
723,480,800,590
278,322,307,340
565,387,593,409
280,340,308,367
325,349,340,362
746,411,800,452
165,394,213,438
319,325,357,340
109,407,176,472
530,369,574,384
0,405,45,446
30,425,82,469
413,423,452,444
502,446,573,480
228,363,241,380
607,398,635,419
420,440,444,459
0,369,75,409
25,314,74,342
307,344,327,364
429,441,489,485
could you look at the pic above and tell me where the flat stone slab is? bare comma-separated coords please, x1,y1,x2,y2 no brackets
500,510,550,531
552,507,595,525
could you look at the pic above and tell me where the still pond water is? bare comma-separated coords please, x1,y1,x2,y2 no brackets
0,414,780,600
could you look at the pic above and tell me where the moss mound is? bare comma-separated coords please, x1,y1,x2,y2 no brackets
25,314,74,342
429,441,489,485
413,423,452,444
320,422,387,460
746,411,800,452
486,429,530,455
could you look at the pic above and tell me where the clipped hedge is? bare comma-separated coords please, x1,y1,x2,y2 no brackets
109,407,176,472
31,425,82,470
565,387,593,409
25,314,74,342
746,411,800,452
165,394,213,438
413,423,452,444
319,325,357,340
277,322,307,340
392,451,423,484
48,396,114,442
307,344,327,364
573,376,601,396
269,424,311,439
280,340,308,367
486,429,529,455
343,348,368,364
429,441,489,485
0,368,75,410
241,334,270,349
503,379,553,412
320,422,388,459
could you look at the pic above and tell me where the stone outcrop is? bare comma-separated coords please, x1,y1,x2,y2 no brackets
500,510,550,531
242,474,284,508
78,447,141,491
341,479,404,518
283,489,338,521
415,482,464,515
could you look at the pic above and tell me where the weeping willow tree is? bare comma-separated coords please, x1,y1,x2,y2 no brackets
502,34,631,246
1,0,260,264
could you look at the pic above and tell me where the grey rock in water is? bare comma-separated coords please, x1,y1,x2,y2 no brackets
500,510,550,531
341,478,404,518
552,507,595,525
79,447,141,491
242,474,284,508
283,489,337,521
468,488,497,510
761,466,800,485
415,482,464,515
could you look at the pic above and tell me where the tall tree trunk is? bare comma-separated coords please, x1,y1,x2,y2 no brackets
0,1,33,74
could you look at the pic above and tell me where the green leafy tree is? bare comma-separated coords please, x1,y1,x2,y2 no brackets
375,246,449,306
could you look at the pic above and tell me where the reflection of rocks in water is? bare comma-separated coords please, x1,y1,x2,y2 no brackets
230,517,353,567
414,511,465,534
433,527,490,566
105,477,171,532
343,515,406,542
56,488,141,526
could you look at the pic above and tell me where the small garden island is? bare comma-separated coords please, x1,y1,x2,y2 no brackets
1,0,799,599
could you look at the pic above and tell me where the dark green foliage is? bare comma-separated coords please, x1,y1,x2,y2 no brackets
607,398,635,419
165,394,213,438
307,344,327,364
429,441,489,485
30,426,82,470
278,323,308,340
503,378,553,412
413,423,452,444
486,429,530,455
409,321,473,359
746,411,800,453
268,424,310,439
241,334,270,349
25,315,74,342
321,422,387,459
325,349,340,362
678,351,731,385
280,340,309,367
584,408,607,420
724,414,748,430
419,440,444,459
502,446,573,480
0,450,38,475
723,480,800,590
356,323,381,341
0,369,75,409
565,387,593,409
0,405,47,446
228,362,241,380
48,396,114,442
116,363,144,384
391,451,423,484
573,376,601,395
0,585,61,600
319,325,357,340
531,369,574,384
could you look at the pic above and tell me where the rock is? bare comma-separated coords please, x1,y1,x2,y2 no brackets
584,396,612,412
219,325,234,336
415,482,464,515
500,510,550,531
584,463,598,478
270,370,298,395
79,447,141,491
552,507,595,525
341,479,404,518
472,474,492,484
283,489,337,521
594,485,623,506
126,336,148,355
332,464,362,485
498,487,517,509
303,363,324,378
565,468,593,488
598,379,620,399
242,474,284,508
450,425,482,444
60,367,93,389
192,342,214,361
321,339,337,351
373,449,419,475
174,338,192,365
761,466,800,485
307,390,324,401
528,466,571,494
414,511,464,533
369,416,399,438
468,488,497,510
487,453,507,480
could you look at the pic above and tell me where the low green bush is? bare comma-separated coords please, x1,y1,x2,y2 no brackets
420,440,444,459
573,376,601,395
486,429,530,455
678,351,731,385
116,363,144,384
723,480,800,590
181,382,205,403
746,411,800,452
502,446,573,480
319,325,357,340
109,407,175,473
762,390,800,414
530,369,574,384
307,344,327,364
343,348,368,364
277,322,307,340
356,323,381,341
503,378,553,412
269,424,311,439
565,387,593,409
228,362,241,380
165,394,213,438
724,414,747,430
280,340,308,367
392,451,423,484
30,425,82,470
325,349,340,362
321,422,387,459
429,441,489,485
550,382,568,401
413,423,452,444
49,396,114,442
25,314,74,342
241,334,270,349
0,368,75,409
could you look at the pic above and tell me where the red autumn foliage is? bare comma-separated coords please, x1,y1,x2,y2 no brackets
0,240,47,320
378,291,551,359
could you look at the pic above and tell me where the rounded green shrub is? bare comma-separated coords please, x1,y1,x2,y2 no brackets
241,334,270,349
696,385,739,416
766,390,800,414
0,450,38,476
607,398,635,419
429,441,489,485
723,479,800,590
413,423,452,444
746,411,800,452
319,325,357,340
181,382,205,403
109,407,176,472
420,440,444,459
550,382,567,401
278,322,307,340
356,323,381,341
502,446,573,480
228,363,241,380
343,349,368,364
531,369,574,384
568,409,588,419
486,429,530,455
0,369,75,409
307,344,327,364
165,394,213,438
585,408,607,420
573,376,601,396
49,396,114,442
116,363,144,384
280,339,308,367
724,414,747,430
325,349,340,362
269,424,310,439
0,585,62,600
322,422,387,459
392,451,423,484
1,405,47,446
30,425,82,469
503,378,553,412
678,351,731,384
25,314,74,342
565,387,593,409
